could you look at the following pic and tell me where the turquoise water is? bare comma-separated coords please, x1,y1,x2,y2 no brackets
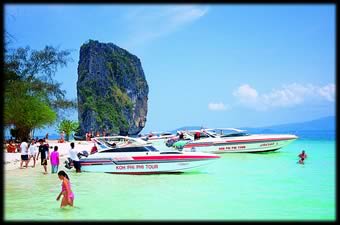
4,139,335,221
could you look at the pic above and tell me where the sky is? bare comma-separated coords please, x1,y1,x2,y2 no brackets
4,4,336,135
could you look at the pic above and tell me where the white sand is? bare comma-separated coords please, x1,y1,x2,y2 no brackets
3,140,93,171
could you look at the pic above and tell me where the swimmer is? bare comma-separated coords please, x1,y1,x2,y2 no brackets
298,150,307,164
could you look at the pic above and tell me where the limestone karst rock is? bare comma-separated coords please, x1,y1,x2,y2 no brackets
77,40,148,136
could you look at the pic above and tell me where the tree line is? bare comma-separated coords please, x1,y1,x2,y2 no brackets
4,32,78,141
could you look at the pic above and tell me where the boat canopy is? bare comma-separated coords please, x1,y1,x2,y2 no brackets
204,128,249,137
93,136,148,151
99,145,159,153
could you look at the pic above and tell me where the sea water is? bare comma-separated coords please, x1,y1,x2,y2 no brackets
4,139,335,221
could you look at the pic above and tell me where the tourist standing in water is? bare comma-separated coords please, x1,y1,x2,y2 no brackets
56,170,74,208
36,139,49,174
50,146,60,173
298,150,307,164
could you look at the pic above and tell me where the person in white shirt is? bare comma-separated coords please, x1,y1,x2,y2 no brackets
20,139,29,168
69,142,81,173
28,139,38,167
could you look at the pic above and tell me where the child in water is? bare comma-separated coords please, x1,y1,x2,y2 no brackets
56,170,74,208
298,150,307,164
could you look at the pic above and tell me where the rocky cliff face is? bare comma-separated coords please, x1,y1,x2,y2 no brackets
77,40,148,135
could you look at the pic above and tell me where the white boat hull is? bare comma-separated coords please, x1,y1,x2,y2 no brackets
182,134,298,153
79,159,215,174
73,152,219,174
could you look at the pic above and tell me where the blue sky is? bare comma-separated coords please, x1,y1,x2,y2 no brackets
5,4,335,135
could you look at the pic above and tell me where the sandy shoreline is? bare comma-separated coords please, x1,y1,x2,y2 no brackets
3,140,93,171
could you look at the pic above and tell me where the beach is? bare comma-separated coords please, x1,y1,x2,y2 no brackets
4,140,92,171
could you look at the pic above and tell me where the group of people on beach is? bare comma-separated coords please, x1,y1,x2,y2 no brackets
18,139,85,175
85,130,109,141
5,136,43,153
18,138,60,174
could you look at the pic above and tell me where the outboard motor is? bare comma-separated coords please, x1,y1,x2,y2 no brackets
77,150,89,159
64,158,73,170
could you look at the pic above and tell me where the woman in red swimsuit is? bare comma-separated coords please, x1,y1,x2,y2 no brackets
56,170,74,208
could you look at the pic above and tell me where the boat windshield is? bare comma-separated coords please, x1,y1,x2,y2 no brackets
94,136,148,150
145,145,159,152
100,145,159,153
205,129,249,138
219,132,249,137
148,131,173,136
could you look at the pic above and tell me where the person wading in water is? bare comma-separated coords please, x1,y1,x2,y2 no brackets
56,170,74,208
298,150,307,164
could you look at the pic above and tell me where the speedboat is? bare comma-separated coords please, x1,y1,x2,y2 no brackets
64,136,220,174
182,128,298,153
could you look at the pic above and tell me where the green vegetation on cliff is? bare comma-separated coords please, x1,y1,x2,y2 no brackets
78,80,133,135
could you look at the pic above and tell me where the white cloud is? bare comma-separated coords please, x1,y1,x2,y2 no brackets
317,83,335,102
232,84,258,102
169,5,209,24
233,83,335,111
123,5,209,47
208,102,229,111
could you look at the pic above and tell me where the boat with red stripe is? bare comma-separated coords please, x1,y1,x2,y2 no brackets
181,128,298,153
65,136,220,174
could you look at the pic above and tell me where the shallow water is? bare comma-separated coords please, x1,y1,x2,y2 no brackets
4,139,335,221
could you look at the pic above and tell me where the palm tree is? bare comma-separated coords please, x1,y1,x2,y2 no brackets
56,120,79,141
